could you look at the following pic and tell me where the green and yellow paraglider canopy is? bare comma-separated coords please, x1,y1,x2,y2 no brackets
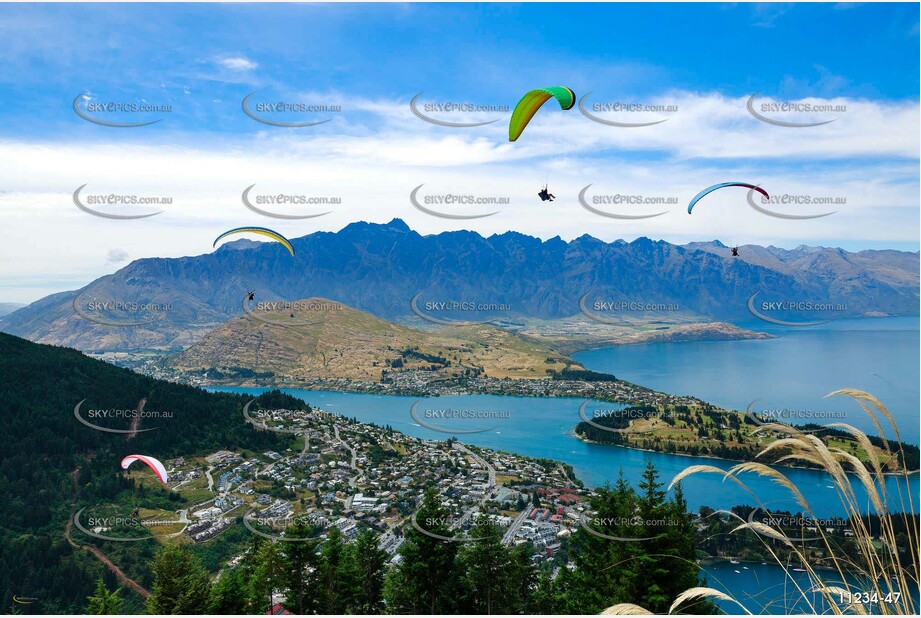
508,86,576,142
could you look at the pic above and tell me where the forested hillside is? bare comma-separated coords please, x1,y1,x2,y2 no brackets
0,333,286,613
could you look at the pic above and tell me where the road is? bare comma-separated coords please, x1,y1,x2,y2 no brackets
450,441,524,545
126,398,146,440
501,506,531,546
334,424,362,488
334,425,358,468
448,442,500,531
452,442,496,487
557,464,575,486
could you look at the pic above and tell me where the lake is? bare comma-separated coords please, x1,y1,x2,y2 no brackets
573,317,920,444
209,385,918,615
211,387,916,518
704,559,918,614
208,317,919,614
210,319,918,517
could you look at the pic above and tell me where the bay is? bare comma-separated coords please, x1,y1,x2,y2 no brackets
703,559,918,614
572,317,920,444
210,388,916,518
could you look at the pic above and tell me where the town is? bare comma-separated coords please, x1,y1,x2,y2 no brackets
107,352,704,410
120,398,595,568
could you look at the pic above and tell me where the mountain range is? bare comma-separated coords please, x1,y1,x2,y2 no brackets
1,219,917,352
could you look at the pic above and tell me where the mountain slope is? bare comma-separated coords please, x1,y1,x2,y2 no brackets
0,332,288,613
165,298,579,381
2,220,917,351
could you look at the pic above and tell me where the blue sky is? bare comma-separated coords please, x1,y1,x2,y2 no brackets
0,3,919,302
0,3,918,138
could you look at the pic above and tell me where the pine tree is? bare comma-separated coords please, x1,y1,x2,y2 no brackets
282,519,321,614
249,540,287,614
638,459,666,515
344,529,388,613
530,568,560,614
457,508,536,614
384,488,461,613
318,526,349,613
238,534,264,583
504,540,538,612
145,544,211,614
633,460,672,611
561,465,713,614
208,567,247,615
560,471,639,613
458,511,507,614
662,482,718,614
633,466,714,613
86,578,122,615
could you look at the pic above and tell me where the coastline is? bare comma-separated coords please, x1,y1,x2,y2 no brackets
571,428,919,477
135,320,920,480
202,381,919,478
698,556,840,574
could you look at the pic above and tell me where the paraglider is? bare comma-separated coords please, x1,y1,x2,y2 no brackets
687,182,769,214
687,183,768,258
509,86,575,202
120,454,168,485
213,226,295,256
508,86,576,142
538,186,556,202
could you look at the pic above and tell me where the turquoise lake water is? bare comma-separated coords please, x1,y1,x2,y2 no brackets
211,317,919,517
214,386,917,518
573,316,920,444
703,560,917,614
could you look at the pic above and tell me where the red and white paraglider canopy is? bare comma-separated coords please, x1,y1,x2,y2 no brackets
120,454,168,485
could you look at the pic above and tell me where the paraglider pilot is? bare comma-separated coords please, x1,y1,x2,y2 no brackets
731,246,739,257
538,185,556,202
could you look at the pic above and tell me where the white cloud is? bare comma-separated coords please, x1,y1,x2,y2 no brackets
254,89,919,165
217,56,258,71
106,248,130,264
0,90,916,303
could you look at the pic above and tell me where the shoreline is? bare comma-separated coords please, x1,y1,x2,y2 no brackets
572,430,919,477
698,556,840,574
204,382,919,478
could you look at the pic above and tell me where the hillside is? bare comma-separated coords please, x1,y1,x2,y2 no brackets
512,317,772,355
2,220,916,352
165,298,580,381
575,402,919,473
0,332,288,613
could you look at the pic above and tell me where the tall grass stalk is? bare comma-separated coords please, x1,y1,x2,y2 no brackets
602,389,918,615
